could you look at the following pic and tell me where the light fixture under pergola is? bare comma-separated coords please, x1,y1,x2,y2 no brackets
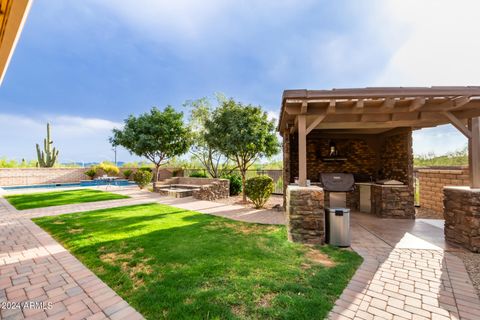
277,86,480,188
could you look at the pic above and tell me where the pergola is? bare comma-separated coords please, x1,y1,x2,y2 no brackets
278,87,480,188
0,0,32,84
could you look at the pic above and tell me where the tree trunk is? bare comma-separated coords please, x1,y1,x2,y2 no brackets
241,170,247,202
153,164,160,190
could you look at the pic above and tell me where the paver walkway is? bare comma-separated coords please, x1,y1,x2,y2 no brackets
0,187,284,320
2,186,479,319
329,213,480,320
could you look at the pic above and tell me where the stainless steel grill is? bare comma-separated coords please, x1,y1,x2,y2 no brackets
320,173,355,192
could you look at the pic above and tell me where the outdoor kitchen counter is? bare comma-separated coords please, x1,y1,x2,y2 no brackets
355,182,408,188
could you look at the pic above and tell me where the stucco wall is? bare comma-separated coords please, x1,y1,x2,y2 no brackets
0,168,87,186
0,167,181,186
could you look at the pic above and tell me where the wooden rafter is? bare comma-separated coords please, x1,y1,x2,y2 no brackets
300,101,308,114
381,98,395,109
327,100,336,114
409,97,426,112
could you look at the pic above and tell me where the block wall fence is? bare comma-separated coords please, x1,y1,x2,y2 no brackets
415,166,470,215
0,167,180,187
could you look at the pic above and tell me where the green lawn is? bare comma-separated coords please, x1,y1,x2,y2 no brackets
5,189,129,210
33,203,362,320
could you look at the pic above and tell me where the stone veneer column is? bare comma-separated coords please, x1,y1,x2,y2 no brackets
286,185,325,244
444,186,480,252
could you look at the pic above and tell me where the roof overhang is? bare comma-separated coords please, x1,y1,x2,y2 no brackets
278,87,480,134
0,0,32,85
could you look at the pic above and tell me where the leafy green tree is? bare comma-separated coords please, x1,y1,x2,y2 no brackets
185,94,234,178
110,106,191,183
205,99,280,201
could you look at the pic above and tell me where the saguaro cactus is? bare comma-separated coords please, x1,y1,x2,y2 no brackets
36,123,59,167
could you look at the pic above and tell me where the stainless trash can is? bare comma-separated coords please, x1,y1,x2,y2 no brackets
327,208,350,247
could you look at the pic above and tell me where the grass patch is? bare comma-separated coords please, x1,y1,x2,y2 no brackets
5,189,129,210
33,204,362,320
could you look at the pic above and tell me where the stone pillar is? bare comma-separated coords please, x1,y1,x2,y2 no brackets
286,185,325,244
444,186,480,252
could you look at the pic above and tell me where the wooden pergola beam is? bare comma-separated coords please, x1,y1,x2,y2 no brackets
444,112,471,138
469,117,480,188
297,115,307,186
306,113,327,134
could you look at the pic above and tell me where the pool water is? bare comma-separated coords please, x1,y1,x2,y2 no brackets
1,180,135,190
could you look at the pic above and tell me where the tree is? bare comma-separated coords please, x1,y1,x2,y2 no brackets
185,94,233,178
110,106,191,184
205,99,280,201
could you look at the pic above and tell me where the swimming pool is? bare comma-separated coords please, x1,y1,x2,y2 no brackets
1,180,136,190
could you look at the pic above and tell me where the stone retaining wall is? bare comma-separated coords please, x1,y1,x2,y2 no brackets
416,167,469,216
155,177,229,201
192,179,229,201
286,186,325,244
444,186,480,252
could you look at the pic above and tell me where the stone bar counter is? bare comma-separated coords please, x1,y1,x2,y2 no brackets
285,185,325,244
370,184,415,219
444,186,480,252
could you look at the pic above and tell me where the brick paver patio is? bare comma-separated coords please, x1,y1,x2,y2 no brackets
0,186,285,319
1,186,479,319
329,213,480,320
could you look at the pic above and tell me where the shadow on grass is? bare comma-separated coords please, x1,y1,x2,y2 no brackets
34,203,362,320
5,189,129,210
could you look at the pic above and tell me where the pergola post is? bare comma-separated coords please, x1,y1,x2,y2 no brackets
298,115,307,186
469,117,480,188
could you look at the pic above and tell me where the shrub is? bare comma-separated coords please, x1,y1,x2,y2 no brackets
139,167,153,173
222,173,242,196
123,169,133,180
133,170,152,189
245,175,274,209
98,162,120,176
84,167,97,180
189,171,207,178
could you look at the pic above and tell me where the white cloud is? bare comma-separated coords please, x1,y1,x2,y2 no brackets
0,114,136,163
413,125,467,156
376,0,480,86
373,0,479,156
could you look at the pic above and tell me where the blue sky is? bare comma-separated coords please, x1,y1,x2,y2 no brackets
0,0,477,162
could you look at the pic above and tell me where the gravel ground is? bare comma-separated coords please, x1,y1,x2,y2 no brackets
451,251,480,297
214,194,284,210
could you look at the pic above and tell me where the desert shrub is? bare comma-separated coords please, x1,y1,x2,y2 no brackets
139,167,153,173
189,171,207,178
123,169,133,180
98,162,120,176
133,170,152,189
222,173,242,196
245,175,274,209
84,167,97,180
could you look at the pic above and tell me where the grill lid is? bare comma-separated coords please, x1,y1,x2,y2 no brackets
320,173,355,192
